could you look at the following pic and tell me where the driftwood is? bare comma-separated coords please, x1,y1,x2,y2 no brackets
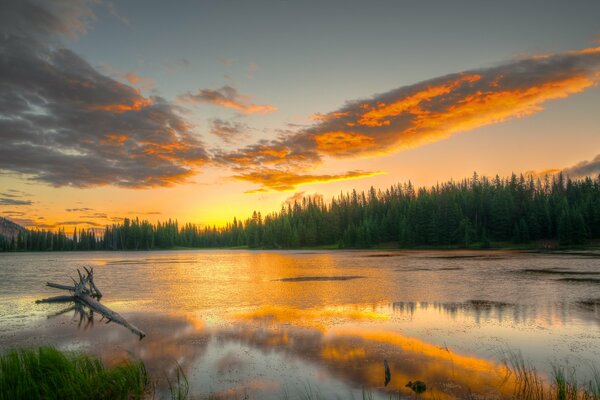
36,267,145,339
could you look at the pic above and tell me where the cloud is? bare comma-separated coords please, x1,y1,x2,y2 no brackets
65,207,94,212
209,118,250,144
561,154,600,179
283,192,324,206
56,220,102,227
527,153,600,180
300,46,600,158
0,0,94,39
80,212,108,219
178,85,277,115
0,198,33,206
0,1,208,188
1,211,25,217
101,64,156,91
212,45,600,192
284,192,305,205
124,72,155,89
233,169,383,193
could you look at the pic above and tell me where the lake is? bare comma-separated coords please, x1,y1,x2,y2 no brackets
0,249,599,399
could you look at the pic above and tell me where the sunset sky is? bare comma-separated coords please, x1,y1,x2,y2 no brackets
1,0,600,231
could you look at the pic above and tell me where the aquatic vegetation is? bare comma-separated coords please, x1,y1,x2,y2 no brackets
0,347,148,400
504,351,600,400
167,362,189,400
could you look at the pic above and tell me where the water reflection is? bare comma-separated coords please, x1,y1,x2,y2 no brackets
6,309,520,399
6,298,600,399
2,250,600,398
391,300,600,326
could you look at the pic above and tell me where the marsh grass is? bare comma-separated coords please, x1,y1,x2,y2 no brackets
167,362,189,400
0,346,148,400
504,351,600,400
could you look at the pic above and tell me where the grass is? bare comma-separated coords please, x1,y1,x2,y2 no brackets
504,351,600,400
0,347,148,400
166,362,189,400
2,347,600,399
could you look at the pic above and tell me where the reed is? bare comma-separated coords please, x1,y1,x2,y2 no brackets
0,347,148,400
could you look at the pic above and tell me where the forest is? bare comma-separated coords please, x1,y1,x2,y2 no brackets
1,172,599,251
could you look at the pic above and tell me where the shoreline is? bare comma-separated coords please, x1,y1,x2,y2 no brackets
1,243,600,253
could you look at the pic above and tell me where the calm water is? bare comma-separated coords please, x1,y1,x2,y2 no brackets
1,250,600,399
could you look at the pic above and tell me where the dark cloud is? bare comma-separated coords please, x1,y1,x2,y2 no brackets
80,212,108,219
0,0,94,39
178,85,277,115
209,118,250,144
0,0,208,188
1,211,26,217
0,189,31,198
562,154,600,178
0,198,33,206
65,207,94,212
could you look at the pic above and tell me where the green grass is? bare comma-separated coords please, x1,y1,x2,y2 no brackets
0,347,148,400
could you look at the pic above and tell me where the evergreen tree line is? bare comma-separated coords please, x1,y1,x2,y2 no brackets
0,227,98,252
2,173,600,251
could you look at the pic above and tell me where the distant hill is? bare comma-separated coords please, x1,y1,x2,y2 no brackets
0,217,26,240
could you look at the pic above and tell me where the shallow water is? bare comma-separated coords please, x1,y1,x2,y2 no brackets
1,249,599,399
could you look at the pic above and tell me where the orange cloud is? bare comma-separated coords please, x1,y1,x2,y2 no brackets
213,45,600,192
233,169,384,193
356,73,482,127
308,48,600,157
90,97,151,113
314,131,377,156
396,74,596,149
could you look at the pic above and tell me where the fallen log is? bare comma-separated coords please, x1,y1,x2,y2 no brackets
36,295,76,304
36,267,145,339
77,293,145,338
46,282,76,291
83,266,103,298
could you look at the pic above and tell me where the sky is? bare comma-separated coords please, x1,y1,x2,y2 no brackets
1,0,600,231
